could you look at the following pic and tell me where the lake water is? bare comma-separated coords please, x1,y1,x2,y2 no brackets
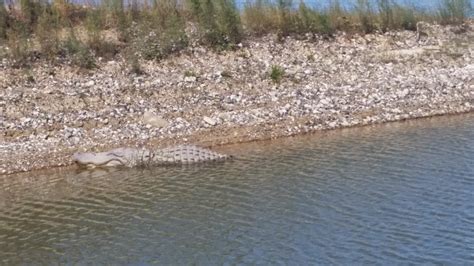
238,0,473,11
0,113,473,264
81,0,474,14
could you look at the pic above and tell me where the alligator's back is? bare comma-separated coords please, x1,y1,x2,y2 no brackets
153,145,232,164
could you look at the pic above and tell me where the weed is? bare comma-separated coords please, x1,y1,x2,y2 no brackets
23,68,35,83
297,2,335,36
20,0,42,27
132,0,188,60
125,51,144,75
0,0,7,40
6,21,31,67
242,0,279,35
63,31,96,69
270,65,284,83
356,0,376,34
189,0,242,47
36,7,61,60
184,69,197,77
377,0,393,32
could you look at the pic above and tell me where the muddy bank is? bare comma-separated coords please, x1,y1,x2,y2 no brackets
1,22,473,175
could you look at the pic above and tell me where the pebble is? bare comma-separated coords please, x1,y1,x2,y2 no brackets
203,116,217,126
1,21,473,175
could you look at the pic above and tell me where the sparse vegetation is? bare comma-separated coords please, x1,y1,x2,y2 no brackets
188,0,242,47
126,52,144,75
63,31,96,69
184,69,197,77
438,0,473,25
270,65,284,83
0,0,471,68
36,7,61,60
0,0,7,40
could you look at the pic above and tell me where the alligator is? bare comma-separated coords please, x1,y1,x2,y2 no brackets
72,145,232,168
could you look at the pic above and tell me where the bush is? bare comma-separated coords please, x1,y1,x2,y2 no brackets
132,0,188,60
392,5,419,31
20,0,43,27
63,31,96,69
124,50,144,75
297,2,335,36
242,0,279,36
189,0,242,47
0,0,7,40
270,65,284,83
219,0,242,45
275,0,294,37
36,7,61,60
327,0,351,31
377,0,393,32
85,8,118,59
355,0,376,33
6,21,31,66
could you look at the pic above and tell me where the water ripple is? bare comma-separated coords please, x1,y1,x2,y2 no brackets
1,114,474,264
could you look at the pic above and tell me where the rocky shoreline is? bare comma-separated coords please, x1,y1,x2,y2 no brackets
1,21,473,175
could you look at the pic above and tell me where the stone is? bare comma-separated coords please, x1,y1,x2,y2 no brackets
203,116,217,126
184,76,197,82
142,111,169,128
84,80,95,87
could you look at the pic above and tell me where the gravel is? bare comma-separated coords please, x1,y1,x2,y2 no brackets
1,22,473,175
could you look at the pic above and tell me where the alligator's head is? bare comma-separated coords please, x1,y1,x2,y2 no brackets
72,148,141,168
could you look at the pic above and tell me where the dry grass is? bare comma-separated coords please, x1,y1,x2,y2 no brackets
0,0,471,68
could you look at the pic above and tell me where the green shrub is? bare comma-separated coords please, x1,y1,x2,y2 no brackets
327,0,351,31
132,0,188,60
0,0,7,40
297,2,335,36
356,0,377,33
377,0,393,32
124,50,144,75
276,0,294,37
219,0,242,45
189,0,242,47
85,8,118,59
270,65,284,83
20,0,43,27
37,7,61,60
242,0,279,35
63,31,96,69
392,5,419,31
6,21,31,66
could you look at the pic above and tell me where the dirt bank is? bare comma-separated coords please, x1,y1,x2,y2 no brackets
1,22,473,175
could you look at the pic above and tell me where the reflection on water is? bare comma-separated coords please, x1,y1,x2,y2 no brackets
1,114,473,264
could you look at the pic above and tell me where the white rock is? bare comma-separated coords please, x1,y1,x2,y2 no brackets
84,80,95,87
397,89,410,98
203,116,217,126
184,76,197,82
142,111,169,128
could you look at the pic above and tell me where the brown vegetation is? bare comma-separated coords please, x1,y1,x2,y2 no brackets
0,0,471,69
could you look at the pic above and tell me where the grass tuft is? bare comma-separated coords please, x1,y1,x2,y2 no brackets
270,65,284,83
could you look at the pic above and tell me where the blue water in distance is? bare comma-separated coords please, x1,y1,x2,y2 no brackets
69,0,474,17
235,0,474,16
